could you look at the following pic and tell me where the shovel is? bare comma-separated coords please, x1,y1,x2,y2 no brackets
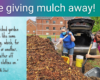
55,34,68,50
54,34,69,64
82,38,94,73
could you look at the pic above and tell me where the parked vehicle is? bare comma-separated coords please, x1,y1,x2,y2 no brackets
68,18,97,55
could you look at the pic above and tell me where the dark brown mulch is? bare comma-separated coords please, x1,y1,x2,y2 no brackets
27,35,91,80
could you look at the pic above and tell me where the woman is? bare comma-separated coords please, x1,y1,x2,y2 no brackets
86,43,100,59
86,32,100,59
59,27,75,66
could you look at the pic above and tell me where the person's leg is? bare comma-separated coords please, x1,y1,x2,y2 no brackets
69,47,74,66
62,47,68,56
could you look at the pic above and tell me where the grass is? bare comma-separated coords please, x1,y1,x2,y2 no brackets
88,60,93,63
27,34,60,38
39,35,60,38
27,34,35,36
87,60,100,67
88,60,96,64
93,65,100,67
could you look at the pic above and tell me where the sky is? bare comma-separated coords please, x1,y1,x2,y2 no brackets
27,17,36,21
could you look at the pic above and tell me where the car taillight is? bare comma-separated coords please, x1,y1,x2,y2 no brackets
93,39,96,42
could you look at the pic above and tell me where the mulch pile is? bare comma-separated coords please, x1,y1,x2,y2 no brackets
27,35,91,80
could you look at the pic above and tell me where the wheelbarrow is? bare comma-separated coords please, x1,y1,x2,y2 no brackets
84,67,100,78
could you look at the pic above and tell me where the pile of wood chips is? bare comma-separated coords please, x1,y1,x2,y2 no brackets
27,35,91,80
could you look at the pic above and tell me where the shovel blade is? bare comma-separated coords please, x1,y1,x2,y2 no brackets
82,65,85,73
82,58,87,73
55,46,58,50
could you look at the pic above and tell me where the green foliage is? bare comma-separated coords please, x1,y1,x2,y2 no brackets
90,17,100,32
88,60,93,63
93,65,100,67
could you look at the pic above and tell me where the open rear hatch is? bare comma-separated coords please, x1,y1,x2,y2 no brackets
74,33,91,47
68,18,95,47
68,18,95,32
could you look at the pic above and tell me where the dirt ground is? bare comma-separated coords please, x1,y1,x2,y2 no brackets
55,42,100,79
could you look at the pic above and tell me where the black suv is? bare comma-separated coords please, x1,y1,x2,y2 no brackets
68,18,97,55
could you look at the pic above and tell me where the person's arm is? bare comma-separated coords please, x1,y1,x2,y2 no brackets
86,54,100,59
69,32,75,42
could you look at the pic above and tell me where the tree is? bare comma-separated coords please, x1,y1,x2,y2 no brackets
90,17,100,32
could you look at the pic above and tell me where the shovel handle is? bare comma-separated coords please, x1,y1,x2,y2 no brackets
87,44,93,54
56,41,60,46
63,35,68,40
82,38,94,73
55,35,68,46
87,38,94,54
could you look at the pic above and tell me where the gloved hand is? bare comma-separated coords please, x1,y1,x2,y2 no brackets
69,32,72,36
